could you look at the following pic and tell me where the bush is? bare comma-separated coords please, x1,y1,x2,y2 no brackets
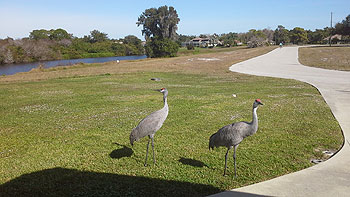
0,55,4,64
186,44,195,50
0,31,145,65
145,37,179,58
62,50,82,59
111,43,126,56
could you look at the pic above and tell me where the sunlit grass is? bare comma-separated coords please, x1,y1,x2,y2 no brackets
0,69,343,196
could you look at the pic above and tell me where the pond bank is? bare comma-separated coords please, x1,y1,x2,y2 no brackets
0,55,147,76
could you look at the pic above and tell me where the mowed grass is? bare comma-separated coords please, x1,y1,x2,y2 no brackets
0,47,343,196
299,46,350,71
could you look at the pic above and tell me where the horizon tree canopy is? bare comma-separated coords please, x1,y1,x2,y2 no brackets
137,5,180,41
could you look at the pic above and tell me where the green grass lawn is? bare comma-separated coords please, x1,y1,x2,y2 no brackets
0,70,342,196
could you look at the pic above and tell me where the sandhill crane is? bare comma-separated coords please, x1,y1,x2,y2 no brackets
130,88,169,166
209,99,263,177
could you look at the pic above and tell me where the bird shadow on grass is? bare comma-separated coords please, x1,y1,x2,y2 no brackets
109,142,133,159
0,167,229,196
178,157,209,168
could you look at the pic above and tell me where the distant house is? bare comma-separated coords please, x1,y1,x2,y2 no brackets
324,34,343,44
189,37,209,47
187,37,220,48
111,39,123,44
234,40,243,46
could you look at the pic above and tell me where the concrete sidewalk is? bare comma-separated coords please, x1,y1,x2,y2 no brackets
211,46,350,197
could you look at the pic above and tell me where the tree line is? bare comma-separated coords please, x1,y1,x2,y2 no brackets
1,5,349,63
137,6,349,56
178,23,349,49
0,29,144,64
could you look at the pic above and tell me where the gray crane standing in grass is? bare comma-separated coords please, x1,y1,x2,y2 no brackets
130,88,169,166
209,99,263,177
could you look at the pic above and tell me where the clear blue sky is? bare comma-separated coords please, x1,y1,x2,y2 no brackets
0,0,349,40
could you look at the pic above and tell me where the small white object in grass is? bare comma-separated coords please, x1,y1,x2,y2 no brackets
322,150,334,157
311,159,323,164
232,94,237,97
197,58,220,61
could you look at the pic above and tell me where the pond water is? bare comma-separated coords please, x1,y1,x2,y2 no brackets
0,55,147,76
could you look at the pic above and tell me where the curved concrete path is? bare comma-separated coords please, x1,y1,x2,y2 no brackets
211,46,350,197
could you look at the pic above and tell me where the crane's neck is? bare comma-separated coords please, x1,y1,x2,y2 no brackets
163,94,168,110
163,94,167,104
250,107,258,134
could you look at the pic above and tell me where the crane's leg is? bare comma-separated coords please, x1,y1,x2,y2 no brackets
144,138,151,167
223,148,230,176
151,137,156,165
233,145,239,178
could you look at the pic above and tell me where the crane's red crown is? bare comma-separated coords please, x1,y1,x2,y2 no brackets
256,99,261,102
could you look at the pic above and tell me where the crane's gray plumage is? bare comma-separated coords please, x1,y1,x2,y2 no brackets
130,88,168,166
209,99,263,177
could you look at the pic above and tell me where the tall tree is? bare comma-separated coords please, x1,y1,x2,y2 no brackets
290,27,308,44
273,25,290,44
219,32,238,46
307,29,328,44
335,14,350,36
29,29,72,41
137,6,180,57
89,30,108,43
29,29,50,40
49,29,72,40
137,6,180,41
246,29,268,48
262,28,274,42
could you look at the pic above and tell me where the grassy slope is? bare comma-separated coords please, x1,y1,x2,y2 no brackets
0,46,343,196
299,46,350,71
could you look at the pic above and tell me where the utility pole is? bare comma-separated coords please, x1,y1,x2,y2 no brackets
329,12,333,46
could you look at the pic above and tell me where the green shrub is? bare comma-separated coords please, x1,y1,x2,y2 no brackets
187,44,195,50
145,37,179,58
0,55,4,64
111,43,126,56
